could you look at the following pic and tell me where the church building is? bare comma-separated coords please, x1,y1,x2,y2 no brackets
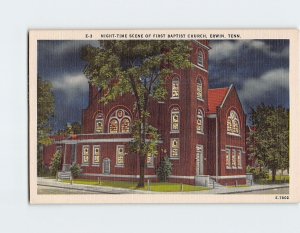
42,40,247,186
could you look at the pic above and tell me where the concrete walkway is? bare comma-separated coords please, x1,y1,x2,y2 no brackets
37,177,149,194
37,177,289,194
185,183,289,194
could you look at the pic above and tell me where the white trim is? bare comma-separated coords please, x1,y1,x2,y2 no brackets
57,138,163,144
92,145,101,165
192,63,208,73
170,138,180,159
116,145,125,167
207,114,217,118
227,132,241,137
220,84,233,108
192,40,211,50
210,175,246,179
82,145,90,165
82,173,157,179
168,175,195,180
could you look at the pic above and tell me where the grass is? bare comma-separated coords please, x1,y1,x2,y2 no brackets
255,175,289,185
61,179,209,192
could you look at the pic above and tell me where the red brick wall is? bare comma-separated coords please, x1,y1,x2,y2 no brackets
217,87,246,178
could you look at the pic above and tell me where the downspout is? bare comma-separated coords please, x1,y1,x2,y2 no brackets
215,115,218,182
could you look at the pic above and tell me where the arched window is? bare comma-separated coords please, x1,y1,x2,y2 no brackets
171,107,180,132
197,78,203,100
227,110,240,135
171,77,179,98
198,51,204,67
196,109,204,133
95,113,104,133
108,109,131,133
121,118,130,133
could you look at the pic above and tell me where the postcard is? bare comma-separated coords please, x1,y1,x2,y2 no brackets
29,29,300,203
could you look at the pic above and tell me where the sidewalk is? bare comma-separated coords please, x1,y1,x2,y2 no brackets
37,177,149,194
37,177,289,194
187,183,289,194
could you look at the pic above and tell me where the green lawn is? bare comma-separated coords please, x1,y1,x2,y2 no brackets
62,179,209,192
255,175,289,185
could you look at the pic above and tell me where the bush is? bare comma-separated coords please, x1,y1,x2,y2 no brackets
70,163,81,178
49,150,62,176
246,166,269,180
157,156,173,182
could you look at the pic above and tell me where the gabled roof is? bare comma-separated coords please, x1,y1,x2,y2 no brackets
207,87,230,114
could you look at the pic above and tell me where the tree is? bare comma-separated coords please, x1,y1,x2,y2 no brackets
37,77,55,176
50,150,62,176
82,41,191,187
157,157,173,182
247,104,289,182
56,122,82,136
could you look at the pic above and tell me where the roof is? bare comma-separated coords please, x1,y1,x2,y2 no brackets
207,87,230,114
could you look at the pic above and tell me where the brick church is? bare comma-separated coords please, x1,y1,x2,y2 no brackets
42,40,247,186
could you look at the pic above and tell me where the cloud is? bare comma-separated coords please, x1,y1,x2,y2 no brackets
40,40,100,56
209,40,289,61
51,73,89,104
238,68,289,104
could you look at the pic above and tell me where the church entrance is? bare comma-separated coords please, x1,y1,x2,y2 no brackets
196,145,204,175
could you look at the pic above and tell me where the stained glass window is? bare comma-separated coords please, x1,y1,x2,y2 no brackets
196,109,204,133
82,145,89,164
225,148,231,169
227,110,240,135
198,51,204,67
95,113,104,133
93,146,100,164
109,118,119,133
231,149,237,168
171,107,180,132
237,150,242,169
172,77,179,98
116,145,125,166
108,109,131,133
170,138,180,158
121,118,130,133
197,78,203,100
147,153,154,168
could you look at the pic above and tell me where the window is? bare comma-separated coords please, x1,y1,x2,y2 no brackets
95,113,104,133
198,51,204,67
237,150,242,169
171,107,180,132
93,145,100,164
227,110,240,135
196,109,204,134
225,148,231,169
108,109,131,133
82,145,89,164
231,149,237,169
170,138,180,158
116,145,125,166
171,77,179,98
197,78,203,100
225,147,243,170
147,153,154,168
103,158,110,174
121,118,130,133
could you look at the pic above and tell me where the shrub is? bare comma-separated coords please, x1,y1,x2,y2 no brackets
49,150,62,176
70,163,81,178
157,156,173,182
246,166,269,180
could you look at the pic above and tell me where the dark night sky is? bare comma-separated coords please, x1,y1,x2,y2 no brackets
38,40,289,131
